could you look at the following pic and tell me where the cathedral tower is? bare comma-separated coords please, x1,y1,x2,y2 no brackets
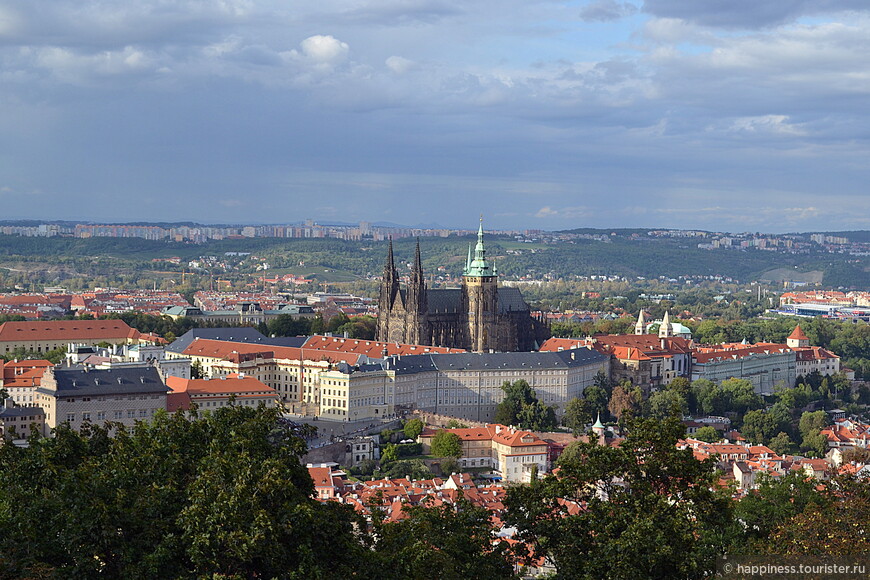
462,218,499,352
377,238,401,342
405,239,428,343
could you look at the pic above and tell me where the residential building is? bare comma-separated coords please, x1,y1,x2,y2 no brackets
420,424,549,483
1,359,53,407
0,402,46,440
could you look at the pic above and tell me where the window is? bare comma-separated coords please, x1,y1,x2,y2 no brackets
97,412,106,421
114,410,123,419
66,413,75,422
127,410,135,418
82,412,91,422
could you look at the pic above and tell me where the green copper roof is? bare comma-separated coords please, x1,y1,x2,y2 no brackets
592,413,605,430
463,217,496,277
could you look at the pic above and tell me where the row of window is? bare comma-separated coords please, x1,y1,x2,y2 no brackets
65,408,160,422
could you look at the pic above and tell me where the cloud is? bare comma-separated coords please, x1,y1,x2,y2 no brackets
386,55,415,74
579,1,638,22
535,206,590,219
642,0,870,29
724,115,806,136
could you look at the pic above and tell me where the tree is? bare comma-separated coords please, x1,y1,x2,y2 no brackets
608,383,641,422
505,417,734,579
372,499,516,580
798,410,828,439
0,406,367,578
495,380,557,431
439,456,460,476
431,431,462,458
403,418,424,441
768,432,794,456
381,443,399,464
694,426,720,443
495,380,536,425
647,389,688,420
563,397,593,436
190,359,204,379
734,472,830,544
581,385,610,420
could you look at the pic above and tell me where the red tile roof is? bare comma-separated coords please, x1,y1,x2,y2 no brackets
788,325,809,340
0,320,141,342
302,335,464,357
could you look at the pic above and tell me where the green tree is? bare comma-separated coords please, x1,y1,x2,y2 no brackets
495,380,536,425
372,499,516,580
190,359,205,379
0,406,366,578
581,385,610,420
505,417,734,579
381,443,399,464
431,431,462,458
767,432,794,455
798,410,828,439
647,389,688,420
563,397,593,436
734,472,830,544
403,418,424,441
694,426,720,443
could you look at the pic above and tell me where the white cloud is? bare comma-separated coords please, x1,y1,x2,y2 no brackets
535,206,590,219
292,35,349,66
386,55,415,74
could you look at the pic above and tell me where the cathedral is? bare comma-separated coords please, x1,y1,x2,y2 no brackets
376,220,550,352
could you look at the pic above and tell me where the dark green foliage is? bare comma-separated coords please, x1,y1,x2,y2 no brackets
495,380,558,431
562,397,593,436
431,431,462,458
505,417,734,579
733,472,831,545
379,459,432,480
403,418,424,440
396,443,423,457
372,499,516,580
693,426,721,443
0,407,367,579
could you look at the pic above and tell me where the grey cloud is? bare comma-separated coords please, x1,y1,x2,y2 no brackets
579,1,638,23
642,0,870,29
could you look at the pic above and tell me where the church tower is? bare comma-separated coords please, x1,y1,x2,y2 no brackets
659,310,672,338
405,239,428,343
462,218,499,352
377,238,402,342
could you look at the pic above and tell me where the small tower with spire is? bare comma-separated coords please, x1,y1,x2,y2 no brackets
787,325,809,349
658,310,673,338
591,412,606,444
635,309,647,335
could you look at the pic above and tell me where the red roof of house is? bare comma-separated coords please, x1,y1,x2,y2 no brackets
0,320,141,343
788,325,809,340
165,375,277,411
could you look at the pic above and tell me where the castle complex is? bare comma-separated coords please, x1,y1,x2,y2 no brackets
376,220,549,352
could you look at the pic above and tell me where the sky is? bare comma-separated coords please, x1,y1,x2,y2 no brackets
1,1,869,232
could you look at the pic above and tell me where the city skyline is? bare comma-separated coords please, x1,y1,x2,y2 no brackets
2,1,869,232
